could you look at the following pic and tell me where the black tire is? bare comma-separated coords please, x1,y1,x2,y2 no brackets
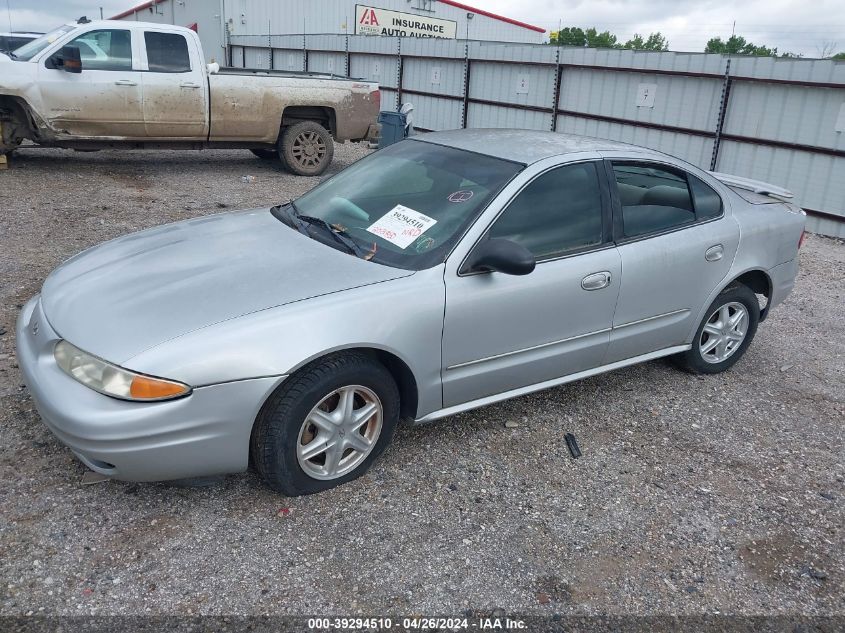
250,351,399,496
278,120,334,176
672,283,760,374
251,148,278,161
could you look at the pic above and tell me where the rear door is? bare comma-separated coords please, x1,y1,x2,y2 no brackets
602,158,739,363
139,29,208,139
36,27,145,138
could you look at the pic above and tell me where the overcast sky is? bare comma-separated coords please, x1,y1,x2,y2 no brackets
3,0,843,57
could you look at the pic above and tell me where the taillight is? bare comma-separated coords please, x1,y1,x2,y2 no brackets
371,89,381,110
798,230,806,249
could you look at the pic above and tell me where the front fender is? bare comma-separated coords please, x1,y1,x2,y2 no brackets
124,266,447,419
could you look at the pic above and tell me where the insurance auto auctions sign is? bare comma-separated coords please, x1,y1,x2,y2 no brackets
355,4,457,39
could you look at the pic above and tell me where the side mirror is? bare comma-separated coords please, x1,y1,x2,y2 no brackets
464,238,536,276
53,45,82,73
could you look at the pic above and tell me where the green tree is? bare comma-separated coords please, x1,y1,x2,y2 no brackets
549,26,619,48
549,26,668,51
704,34,796,57
623,32,669,51
832,52,845,60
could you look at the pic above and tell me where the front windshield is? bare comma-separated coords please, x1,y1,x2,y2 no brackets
286,140,523,270
12,25,75,61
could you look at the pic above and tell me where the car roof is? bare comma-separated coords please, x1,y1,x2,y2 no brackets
414,128,652,164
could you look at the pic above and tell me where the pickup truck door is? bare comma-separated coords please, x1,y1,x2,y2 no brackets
139,29,208,139
36,28,145,138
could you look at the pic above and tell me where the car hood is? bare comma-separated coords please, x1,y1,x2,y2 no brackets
41,209,413,363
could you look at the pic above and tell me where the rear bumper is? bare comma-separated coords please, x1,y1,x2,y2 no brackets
767,258,799,314
16,295,285,482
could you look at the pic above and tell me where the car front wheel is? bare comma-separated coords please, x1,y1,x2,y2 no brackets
673,283,760,374
250,351,399,496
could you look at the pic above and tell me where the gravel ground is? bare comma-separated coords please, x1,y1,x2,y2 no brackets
0,144,843,618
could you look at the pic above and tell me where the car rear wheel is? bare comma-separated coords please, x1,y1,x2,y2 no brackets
672,283,760,374
279,120,334,177
250,148,278,161
250,351,399,496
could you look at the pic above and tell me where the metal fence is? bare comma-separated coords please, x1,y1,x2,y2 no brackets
229,34,845,237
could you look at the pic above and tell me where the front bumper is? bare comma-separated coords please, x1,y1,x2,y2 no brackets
15,295,285,482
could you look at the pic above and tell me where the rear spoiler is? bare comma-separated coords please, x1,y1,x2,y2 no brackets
708,171,794,201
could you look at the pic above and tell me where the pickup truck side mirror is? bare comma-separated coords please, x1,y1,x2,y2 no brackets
51,45,82,73
464,238,536,276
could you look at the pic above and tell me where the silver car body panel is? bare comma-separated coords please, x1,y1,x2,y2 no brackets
16,130,805,482
41,209,413,364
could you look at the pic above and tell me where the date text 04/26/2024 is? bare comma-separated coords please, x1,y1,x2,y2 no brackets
307,616,528,630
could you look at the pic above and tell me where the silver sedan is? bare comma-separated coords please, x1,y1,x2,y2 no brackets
16,129,806,495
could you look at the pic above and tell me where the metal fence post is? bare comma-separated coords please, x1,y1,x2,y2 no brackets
397,38,404,109
710,57,732,171
551,47,561,132
344,34,350,77
462,42,470,128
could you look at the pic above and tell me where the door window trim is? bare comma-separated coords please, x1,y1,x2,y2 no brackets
605,159,725,245
458,159,614,277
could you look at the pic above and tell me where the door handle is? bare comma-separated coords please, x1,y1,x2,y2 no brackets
180,82,201,89
114,79,137,86
581,271,611,291
705,244,724,262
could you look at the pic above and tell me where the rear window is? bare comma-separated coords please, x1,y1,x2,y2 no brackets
145,32,191,72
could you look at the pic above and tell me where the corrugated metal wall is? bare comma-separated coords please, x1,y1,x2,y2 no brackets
228,34,845,237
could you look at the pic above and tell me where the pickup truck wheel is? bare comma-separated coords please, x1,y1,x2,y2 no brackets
672,283,760,374
250,351,399,496
250,149,278,161
279,121,334,177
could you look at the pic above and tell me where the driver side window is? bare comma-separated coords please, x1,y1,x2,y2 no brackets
488,162,605,260
68,29,132,71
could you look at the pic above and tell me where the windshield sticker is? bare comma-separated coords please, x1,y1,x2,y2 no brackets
367,205,437,249
447,190,474,203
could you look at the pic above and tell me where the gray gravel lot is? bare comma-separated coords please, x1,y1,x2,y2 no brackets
0,144,843,617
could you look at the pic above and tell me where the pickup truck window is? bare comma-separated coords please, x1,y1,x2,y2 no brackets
68,29,132,71
144,32,191,72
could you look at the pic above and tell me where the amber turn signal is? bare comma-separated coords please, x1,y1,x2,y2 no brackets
129,375,190,400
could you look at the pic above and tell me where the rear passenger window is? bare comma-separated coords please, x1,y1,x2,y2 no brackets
145,32,191,72
488,162,604,259
612,163,695,238
689,175,723,220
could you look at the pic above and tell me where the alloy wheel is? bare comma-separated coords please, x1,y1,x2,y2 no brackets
296,385,383,480
699,301,748,364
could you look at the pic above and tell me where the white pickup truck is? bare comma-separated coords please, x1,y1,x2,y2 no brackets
0,19,381,175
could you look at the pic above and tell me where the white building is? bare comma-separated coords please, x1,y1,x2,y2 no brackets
112,0,546,64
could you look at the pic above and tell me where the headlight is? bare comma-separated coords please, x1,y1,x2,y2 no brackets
54,340,191,401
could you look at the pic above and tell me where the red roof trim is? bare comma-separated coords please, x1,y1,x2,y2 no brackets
110,0,545,35
438,0,545,33
110,0,167,21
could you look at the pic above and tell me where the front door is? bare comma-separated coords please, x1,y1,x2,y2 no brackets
441,160,621,408
37,28,145,138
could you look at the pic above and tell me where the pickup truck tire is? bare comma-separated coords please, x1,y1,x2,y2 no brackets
672,283,760,374
250,149,278,161
250,351,399,496
279,121,334,177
